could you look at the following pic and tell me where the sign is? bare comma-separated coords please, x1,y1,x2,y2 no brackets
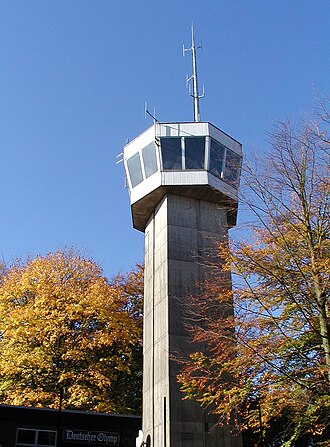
63,430,119,446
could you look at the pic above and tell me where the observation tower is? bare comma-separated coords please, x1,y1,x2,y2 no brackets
123,28,242,447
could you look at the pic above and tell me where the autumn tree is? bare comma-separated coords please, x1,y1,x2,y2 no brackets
0,249,143,414
178,106,330,446
108,265,144,414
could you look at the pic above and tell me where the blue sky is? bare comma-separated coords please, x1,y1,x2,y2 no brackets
1,0,329,278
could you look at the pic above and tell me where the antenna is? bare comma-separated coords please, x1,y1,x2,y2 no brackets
116,152,123,164
144,101,158,123
183,24,204,122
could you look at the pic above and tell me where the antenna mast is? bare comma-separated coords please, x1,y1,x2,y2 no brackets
184,24,204,122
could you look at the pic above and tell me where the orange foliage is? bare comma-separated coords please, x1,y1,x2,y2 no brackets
0,250,143,414
178,114,330,446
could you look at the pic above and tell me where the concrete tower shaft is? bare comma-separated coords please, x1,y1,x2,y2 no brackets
144,194,242,447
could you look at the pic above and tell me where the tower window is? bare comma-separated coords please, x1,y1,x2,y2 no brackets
127,153,143,188
209,138,225,179
160,138,182,170
185,137,205,169
142,143,158,178
224,149,241,187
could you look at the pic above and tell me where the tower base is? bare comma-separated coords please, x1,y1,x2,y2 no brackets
143,194,242,447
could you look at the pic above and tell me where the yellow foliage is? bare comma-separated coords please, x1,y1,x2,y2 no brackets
0,249,143,414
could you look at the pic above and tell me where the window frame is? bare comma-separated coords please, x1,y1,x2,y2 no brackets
184,136,206,170
126,152,144,188
160,137,183,170
141,142,158,179
16,429,57,447
209,138,226,180
223,148,242,187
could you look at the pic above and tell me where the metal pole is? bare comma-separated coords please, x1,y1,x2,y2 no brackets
57,386,63,447
258,400,264,447
183,25,204,122
191,26,200,122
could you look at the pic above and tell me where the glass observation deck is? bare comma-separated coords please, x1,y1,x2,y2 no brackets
123,122,242,231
